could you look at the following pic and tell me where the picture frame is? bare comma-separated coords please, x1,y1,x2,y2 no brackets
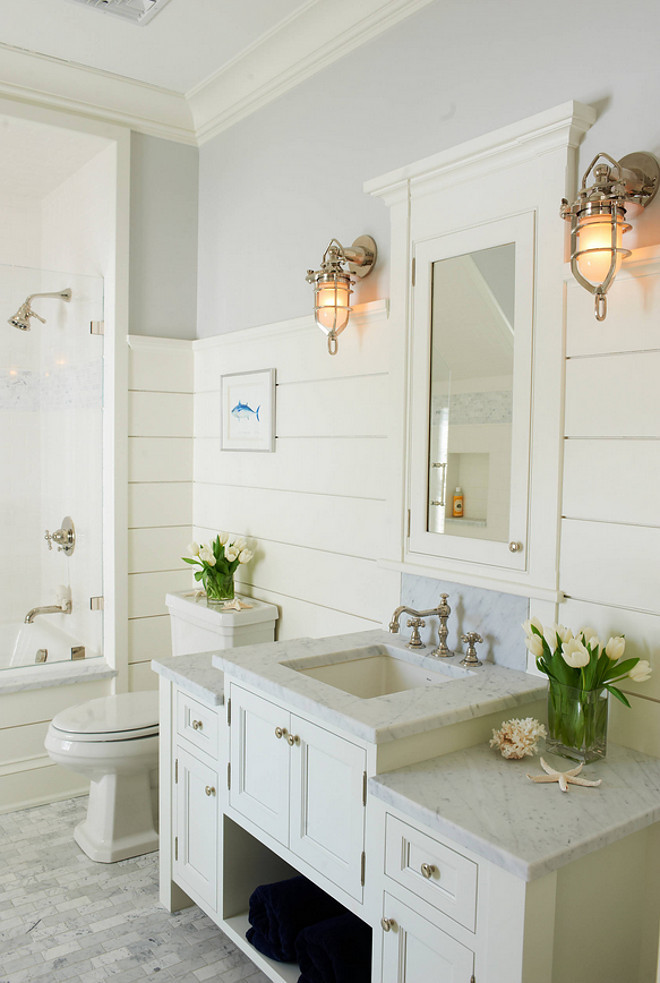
220,368,276,452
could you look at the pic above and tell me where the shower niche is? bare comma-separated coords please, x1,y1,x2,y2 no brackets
0,263,104,666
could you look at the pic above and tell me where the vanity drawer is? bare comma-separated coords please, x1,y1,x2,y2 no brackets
384,814,477,931
176,690,219,759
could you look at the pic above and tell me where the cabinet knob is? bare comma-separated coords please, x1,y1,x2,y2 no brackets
380,917,396,932
205,785,216,797
191,719,203,731
421,862,437,879
287,733,300,746
508,540,523,553
275,726,288,739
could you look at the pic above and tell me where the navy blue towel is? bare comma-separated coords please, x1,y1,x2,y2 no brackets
246,875,346,963
296,911,372,983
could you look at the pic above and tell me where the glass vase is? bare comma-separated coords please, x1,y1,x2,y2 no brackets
546,680,608,763
203,572,235,606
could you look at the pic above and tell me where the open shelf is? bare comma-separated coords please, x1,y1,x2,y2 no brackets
222,913,300,983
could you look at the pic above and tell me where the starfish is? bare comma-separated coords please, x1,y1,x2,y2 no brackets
526,756,602,793
221,598,253,611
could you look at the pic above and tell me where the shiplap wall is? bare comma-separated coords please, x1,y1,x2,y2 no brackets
127,337,193,691
192,303,401,641
559,254,660,754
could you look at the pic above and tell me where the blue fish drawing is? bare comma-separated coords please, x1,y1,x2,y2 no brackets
231,400,260,422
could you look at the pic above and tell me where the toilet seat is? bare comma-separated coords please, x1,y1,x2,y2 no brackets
50,691,159,743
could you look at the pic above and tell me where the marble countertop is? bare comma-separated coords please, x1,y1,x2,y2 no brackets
369,743,660,881
205,629,546,744
151,652,225,706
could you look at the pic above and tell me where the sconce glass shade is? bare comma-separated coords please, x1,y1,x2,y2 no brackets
574,204,630,286
313,271,352,335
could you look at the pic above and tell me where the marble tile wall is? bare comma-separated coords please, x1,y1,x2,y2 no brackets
400,573,529,671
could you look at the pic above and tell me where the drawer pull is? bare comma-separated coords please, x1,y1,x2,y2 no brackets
205,786,216,797
421,862,437,879
275,726,288,739
191,719,203,731
380,917,396,933
287,733,300,746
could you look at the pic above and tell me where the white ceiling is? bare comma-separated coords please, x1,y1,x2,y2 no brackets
0,0,433,144
0,0,309,93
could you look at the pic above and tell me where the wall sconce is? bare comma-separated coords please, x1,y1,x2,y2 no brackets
306,235,377,354
561,152,659,320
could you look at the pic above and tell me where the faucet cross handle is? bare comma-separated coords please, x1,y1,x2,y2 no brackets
406,617,426,649
44,529,53,550
459,632,484,668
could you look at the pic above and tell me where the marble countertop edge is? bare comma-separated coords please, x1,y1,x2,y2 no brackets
151,654,224,706
369,744,660,881
0,659,116,695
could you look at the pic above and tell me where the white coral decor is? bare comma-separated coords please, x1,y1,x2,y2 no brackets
490,717,547,760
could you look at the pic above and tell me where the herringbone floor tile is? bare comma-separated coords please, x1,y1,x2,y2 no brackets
0,798,270,982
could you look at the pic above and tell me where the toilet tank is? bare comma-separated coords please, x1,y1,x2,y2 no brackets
165,591,278,656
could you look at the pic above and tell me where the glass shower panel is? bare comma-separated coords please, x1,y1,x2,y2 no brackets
0,265,104,669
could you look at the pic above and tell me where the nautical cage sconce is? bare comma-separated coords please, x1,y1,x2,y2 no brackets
306,235,377,354
561,151,659,321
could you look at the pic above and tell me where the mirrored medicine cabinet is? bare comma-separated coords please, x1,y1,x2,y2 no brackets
408,212,535,571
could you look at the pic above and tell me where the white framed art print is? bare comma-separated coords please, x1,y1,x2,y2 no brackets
220,368,276,452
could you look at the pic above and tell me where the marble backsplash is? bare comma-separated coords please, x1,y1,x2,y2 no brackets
400,573,529,671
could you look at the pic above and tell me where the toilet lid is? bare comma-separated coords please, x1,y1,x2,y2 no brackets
51,691,159,742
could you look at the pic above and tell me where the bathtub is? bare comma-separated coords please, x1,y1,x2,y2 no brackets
0,620,98,670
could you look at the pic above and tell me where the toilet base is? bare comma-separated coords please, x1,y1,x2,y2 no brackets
75,770,159,863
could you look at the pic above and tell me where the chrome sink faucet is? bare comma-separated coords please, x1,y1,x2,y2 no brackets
388,601,444,650
389,594,457,656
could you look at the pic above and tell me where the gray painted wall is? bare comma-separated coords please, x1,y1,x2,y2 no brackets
196,0,660,338
129,132,199,339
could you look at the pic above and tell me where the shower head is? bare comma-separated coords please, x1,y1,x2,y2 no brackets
8,289,72,331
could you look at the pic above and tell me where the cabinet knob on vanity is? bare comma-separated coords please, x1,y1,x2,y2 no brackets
508,540,523,553
191,719,203,731
420,862,437,879
205,786,216,797
287,734,301,746
275,726,288,739
380,917,397,933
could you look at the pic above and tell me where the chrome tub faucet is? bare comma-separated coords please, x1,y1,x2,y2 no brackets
25,597,72,624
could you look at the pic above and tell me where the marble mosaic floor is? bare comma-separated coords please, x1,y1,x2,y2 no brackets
0,797,270,982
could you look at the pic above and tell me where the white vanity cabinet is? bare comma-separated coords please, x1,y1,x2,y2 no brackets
371,804,478,983
160,681,224,919
380,892,474,983
227,681,368,902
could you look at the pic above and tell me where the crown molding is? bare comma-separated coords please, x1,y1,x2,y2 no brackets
189,0,436,145
0,42,196,144
0,0,433,146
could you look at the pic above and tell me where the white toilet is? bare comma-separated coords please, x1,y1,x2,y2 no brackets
45,592,278,863
45,691,160,863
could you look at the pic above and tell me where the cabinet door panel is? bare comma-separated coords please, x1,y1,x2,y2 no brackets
380,892,474,983
290,715,366,900
229,685,290,845
175,746,218,910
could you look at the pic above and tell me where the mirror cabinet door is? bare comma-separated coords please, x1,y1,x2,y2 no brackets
408,213,534,570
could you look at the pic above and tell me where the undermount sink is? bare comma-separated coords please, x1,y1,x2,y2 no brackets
282,643,472,699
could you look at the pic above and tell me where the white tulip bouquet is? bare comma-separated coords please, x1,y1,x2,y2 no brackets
183,533,254,604
523,618,651,761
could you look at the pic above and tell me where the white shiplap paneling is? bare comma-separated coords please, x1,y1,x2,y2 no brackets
128,482,193,529
565,352,660,438
563,438,660,527
560,518,660,615
127,339,194,684
128,437,193,483
192,305,399,637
